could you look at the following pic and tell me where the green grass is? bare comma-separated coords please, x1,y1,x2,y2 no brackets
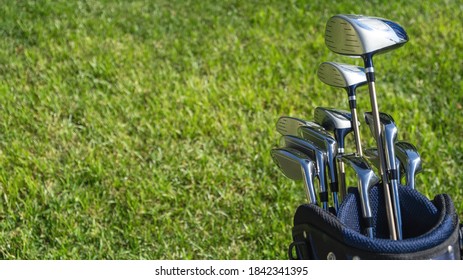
0,0,461,259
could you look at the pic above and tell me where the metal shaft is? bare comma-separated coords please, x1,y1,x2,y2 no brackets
351,107,363,156
338,158,346,201
364,60,398,240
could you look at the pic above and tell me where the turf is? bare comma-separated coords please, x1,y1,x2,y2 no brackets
0,0,461,259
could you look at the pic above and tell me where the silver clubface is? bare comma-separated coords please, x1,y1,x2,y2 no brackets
395,141,422,190
317,62,367,155
280,135,329,211
341,154,379,238
299,126,339,212
325,14,409,56
276,116,324,137
271,147,318,205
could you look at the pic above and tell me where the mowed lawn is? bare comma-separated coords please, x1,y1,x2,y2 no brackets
0,0,461,259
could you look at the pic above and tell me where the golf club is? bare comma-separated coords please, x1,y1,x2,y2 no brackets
364,147,401,180
277,116,325,137
271,147,318,205
313,107,354,200
365,112,402,239
299,126,339,212
317,62,367,155
280,135,329,211
325,14,408,240
341,154,379,238
395,141,422,190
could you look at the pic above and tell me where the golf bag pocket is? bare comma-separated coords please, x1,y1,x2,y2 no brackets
289,185,461,260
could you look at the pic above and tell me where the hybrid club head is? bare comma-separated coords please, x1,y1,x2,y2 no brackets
395,141,422,189
276,116,324,137
325,14,409,57
271,147,318,205
317,62,367,155
280,135,329,210
298,126,339,212
314,107,353,154
341,154,379,238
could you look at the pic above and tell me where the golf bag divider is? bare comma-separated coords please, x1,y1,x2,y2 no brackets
289,185,462,260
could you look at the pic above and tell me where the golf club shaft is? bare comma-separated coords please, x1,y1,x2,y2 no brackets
365,63,398,240
338,159,346,201
351,107,363,156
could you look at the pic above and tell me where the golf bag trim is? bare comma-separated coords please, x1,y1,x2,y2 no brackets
289,191,461,260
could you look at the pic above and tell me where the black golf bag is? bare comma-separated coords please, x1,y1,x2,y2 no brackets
288,185,463,260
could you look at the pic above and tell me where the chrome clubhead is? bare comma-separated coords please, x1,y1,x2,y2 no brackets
317,62,367,89
298,126,339,212
341,154,379,238
279,136,329,210
271,147,318,205
276,116,324,136
395,141,422,189
364,147,401,179
314,107,353,154
325,14,409,57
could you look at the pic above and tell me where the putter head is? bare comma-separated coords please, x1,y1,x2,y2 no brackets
325,14,409,56
317,62,367,89
276,116,324,136
395,141,422,189
314,107,353,153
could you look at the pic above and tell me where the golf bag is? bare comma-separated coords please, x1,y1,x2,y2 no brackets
288,185,463,260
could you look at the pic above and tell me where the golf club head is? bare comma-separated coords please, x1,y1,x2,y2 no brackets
325,14,409,57
279,135,329,210
317,62,367,89
271,147,318,204
364,147,401,179
298,126,339,211
314,107,353,154
365,112,399,171
341,154,379,238
395,141,422,189
276,116,324,136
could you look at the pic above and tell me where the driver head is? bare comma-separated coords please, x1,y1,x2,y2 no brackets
325,14,408,56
